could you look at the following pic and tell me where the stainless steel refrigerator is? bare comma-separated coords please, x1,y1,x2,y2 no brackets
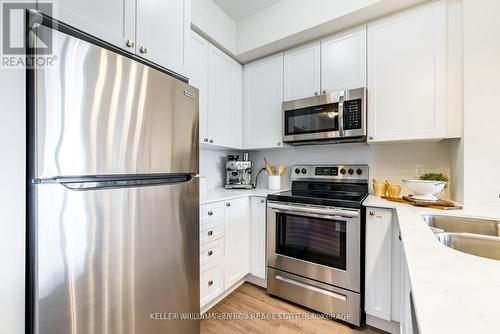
27,14,200,334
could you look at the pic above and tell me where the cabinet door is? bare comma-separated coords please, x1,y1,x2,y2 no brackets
283,42,321,101
400,247,414,334
136,0,190,75
321,27,367,92
55,0,135,51
243,53,284,149
249,197,267,279
367,2,446,142
207,45,242,148
186,31,209,144
224,198,250,287
365,207,393,321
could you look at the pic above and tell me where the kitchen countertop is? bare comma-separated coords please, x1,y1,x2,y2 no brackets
363,195,500,334
200,187,289,204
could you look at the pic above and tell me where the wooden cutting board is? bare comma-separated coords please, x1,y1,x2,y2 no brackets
382,196,463,210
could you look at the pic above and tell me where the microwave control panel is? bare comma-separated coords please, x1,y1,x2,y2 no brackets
343,99,362,130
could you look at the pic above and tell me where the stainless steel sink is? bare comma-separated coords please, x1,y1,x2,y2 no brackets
422,215,500,261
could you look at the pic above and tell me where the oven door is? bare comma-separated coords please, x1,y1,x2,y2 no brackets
267,201,361,292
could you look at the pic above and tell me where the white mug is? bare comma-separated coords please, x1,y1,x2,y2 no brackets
268,175,281,190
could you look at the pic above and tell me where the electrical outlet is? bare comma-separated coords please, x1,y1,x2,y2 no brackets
415,164,425,177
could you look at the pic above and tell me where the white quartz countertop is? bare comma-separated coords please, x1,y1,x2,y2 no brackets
363,195,500,334
200,187,288,204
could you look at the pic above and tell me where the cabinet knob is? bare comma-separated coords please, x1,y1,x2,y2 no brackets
369,136,374,140
226,202,231,207
203,138,208,142
322,90,326,94
208,210,213,216
277,142,282,146
126,40,134,48
209,139,214,144
398,231,402,241
260,199,265,204
369,211,375,216
208,280,214,286
139,46,147,54
208,250,213,256
207,230,213,236
314,91,319,96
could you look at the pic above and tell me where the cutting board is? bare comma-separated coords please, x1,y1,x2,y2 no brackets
382,196,463,210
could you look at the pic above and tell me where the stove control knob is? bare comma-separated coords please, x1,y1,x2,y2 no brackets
340,168,346,175
348,168,354,175
356,168,363,175
301,168,307,174
295,168,301,174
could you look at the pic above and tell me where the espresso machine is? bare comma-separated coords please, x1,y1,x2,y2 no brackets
225,153,253,189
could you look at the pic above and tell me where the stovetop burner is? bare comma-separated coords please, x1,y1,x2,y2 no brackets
267,164,369,208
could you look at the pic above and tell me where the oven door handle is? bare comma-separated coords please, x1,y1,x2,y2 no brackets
267,202,359,219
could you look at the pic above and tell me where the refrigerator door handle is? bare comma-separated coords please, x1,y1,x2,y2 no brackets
53,175,195,191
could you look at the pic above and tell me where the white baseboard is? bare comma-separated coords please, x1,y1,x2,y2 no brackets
366,314,400,334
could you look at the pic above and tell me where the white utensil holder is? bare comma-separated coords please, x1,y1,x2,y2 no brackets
268,175,281,190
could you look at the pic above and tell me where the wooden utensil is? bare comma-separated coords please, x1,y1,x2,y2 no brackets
271,165,277,176
264,158,273,175
278,164,287,176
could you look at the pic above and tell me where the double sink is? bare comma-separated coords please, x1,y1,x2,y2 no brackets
422,215,500,261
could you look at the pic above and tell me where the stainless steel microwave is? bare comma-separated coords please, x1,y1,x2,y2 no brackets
282,88,366,145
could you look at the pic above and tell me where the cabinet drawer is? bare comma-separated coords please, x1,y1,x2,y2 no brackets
200,202,224,224
200,219,224,245
200,258,224,307
200,238,224,266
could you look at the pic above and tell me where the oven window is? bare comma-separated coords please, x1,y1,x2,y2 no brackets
276,213,347,270
284,103,339,136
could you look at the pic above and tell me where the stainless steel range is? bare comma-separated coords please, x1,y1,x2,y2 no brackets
266,165,369,326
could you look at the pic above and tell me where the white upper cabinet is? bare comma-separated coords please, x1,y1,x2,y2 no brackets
207,45,243,148
136,0,190,75
243,53,284,149
321,27,367,92
283,42,321,101
55,0,135,52
367,2,446,143
186,31,209,144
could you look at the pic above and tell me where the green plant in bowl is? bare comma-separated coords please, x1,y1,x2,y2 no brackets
420,173,449,183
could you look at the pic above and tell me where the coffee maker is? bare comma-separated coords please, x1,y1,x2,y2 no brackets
225,153,252,189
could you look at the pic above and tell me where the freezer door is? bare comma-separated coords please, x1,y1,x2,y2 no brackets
34,179,199,334
33,26,198,179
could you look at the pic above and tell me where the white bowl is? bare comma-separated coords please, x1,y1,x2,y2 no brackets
403,179,446,201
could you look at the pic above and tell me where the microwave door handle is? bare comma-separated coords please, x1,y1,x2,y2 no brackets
338,93,345,137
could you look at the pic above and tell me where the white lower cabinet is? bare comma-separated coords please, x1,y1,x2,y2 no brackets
200,258,224,307
199,197,251,308
365,207,393,320
249,197,267,279
365,207,404,333
224,197,250,287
